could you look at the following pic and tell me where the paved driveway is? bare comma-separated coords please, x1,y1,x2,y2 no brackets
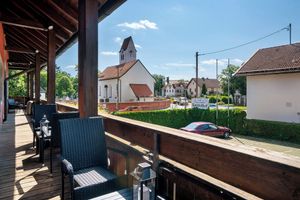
227,134,300,158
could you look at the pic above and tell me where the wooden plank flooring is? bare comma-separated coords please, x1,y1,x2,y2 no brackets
0,110,69,200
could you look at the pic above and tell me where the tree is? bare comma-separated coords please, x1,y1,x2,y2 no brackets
201,83,207,96
152,74,165,96
56,76,74,98
8,70,26,97
40,69,47,90
219,64,246,96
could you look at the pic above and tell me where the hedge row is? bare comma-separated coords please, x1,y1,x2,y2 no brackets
114,109,246,134
114,109,300,144
245,119,300,143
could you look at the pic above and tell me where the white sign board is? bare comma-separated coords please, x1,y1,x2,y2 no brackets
192,98,209,109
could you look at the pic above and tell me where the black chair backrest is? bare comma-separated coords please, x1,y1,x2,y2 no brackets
33,104,57,128
59,117,108,171
52,112,79,147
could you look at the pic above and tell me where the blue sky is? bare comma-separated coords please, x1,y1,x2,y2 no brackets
56,0,300,80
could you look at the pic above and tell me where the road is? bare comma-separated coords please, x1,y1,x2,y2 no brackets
227,134,300,158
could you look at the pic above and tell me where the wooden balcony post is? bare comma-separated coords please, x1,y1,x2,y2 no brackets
29,72,34,100
47,26,56,104
78,0,98,117
35,52,40,103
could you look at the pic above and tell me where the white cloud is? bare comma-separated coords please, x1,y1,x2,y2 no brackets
114,37,121,43
135,44,142,49
65,64,77,69
100,51,118,56
201,58,243,66
165,63,194,67
231,58,244,65
117,19,158,30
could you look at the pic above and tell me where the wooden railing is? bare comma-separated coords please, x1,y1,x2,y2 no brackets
54,102,300,200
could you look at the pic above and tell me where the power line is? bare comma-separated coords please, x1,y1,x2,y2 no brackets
198,24,290,56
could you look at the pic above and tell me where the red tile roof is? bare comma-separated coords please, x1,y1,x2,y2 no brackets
99,60,137,80
235,43,300,76
189,78,220,88
130,84,153,97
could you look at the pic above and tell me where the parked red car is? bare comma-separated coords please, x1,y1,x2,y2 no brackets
180,122,231,138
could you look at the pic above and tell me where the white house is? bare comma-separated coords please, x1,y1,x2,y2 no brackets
235,43,300,123
162,80,187,97
98,36,155,103
187,78,221,97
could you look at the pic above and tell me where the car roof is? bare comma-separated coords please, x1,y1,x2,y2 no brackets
192,122,213,125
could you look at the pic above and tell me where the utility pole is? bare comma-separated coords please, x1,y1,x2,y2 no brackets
216,59,219,124
227,58,230,128
289,23,292,44
195,52,199,97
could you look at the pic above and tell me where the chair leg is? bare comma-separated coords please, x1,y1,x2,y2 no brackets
61,172,65,200
39,138,44,164
32,131,35,149
50,144,53,174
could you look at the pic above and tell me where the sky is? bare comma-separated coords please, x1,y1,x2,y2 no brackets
56,0,300,80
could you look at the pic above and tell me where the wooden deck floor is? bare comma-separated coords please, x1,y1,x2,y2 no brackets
0,110,69,200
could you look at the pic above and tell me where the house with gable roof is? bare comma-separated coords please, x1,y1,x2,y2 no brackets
98,36,155,103
235,43,300,123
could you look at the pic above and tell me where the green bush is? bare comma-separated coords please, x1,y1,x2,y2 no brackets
221,96,229,104
209,96,217,103
245,119,300,143
114,108,247,134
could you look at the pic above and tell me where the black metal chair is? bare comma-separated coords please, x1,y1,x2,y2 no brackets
31,104,57,150
49,112,79,173
59,117,128,200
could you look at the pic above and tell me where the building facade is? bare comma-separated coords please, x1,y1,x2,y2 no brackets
187,78,221,97
235,43,300,123
98,37,155,103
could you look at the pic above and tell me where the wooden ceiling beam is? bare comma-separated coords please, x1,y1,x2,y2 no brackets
27,1,77,34
8,61,31,66
0,15,48,31
5,46,36,54
7,27,48,57
47,0,78,25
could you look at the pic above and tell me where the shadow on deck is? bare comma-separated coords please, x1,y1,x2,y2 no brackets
0,110,69,200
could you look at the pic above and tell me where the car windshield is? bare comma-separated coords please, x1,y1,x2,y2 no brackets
184,123,199,130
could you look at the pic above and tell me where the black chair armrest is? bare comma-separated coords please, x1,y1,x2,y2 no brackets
61,158,74,175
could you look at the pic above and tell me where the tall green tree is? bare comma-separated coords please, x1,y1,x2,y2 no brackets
8,70,26,97
201,83,207,96
219,64,246,96
56,76,74,98
152,74,165,96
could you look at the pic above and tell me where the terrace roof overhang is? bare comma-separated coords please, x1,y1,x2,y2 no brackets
1,0,125,71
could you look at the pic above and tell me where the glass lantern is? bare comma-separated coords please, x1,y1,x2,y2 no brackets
131,162,156,200
40,114,49,133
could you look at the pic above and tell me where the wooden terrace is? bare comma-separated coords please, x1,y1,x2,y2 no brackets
1,0,300,199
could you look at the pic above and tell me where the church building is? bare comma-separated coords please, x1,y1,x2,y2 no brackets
98,36,155,103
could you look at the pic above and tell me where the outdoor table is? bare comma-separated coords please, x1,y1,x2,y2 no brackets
91,188,133,200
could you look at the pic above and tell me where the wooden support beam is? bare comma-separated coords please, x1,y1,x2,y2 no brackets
47,28,56,104
8,62,31,66
29,72,34,100
0,15,47,31
6,46,36,54
78,0,98,117
35,53,41,103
